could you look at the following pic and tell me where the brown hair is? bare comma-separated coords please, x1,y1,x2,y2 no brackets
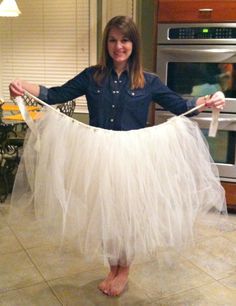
94,16,145,89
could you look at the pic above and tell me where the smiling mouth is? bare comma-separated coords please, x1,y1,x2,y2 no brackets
114,52,125,56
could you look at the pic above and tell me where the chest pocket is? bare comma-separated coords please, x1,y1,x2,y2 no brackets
87,87,103,103
125,89,147,109
90,87,102,96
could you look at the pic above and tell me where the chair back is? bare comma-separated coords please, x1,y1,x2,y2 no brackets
22,94,38,106
20,95,76,117
56,100,76,117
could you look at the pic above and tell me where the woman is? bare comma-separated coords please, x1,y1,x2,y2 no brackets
9,16,225,297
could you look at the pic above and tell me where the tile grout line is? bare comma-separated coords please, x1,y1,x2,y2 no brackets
3,202,236,304
0,280,52,296
180,235,236,283
5,222,64,305
130,256,215,301
181,253,226,283
150,279,221,303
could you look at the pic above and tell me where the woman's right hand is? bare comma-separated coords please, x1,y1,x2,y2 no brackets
9,80,40,98
9,80,25,98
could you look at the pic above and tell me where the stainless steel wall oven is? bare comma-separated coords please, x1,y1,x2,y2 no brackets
156,23,236,182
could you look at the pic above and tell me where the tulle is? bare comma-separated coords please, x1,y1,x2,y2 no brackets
9,105,227,266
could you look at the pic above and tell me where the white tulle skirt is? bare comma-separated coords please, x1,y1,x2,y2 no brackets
9,103,227,266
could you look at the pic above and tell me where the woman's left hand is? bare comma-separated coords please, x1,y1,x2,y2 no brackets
205,91,226,110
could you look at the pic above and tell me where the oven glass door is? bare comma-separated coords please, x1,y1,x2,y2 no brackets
191,114,236,179
202,129,236,178
201,129,236,161
155,112,236,180
156,45,236,180
205,130,235,164
156,45,236,113
168,62,236,98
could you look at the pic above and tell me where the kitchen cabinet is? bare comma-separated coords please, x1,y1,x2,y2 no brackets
222,182,236,211
157,0,236,23
156,0,236,210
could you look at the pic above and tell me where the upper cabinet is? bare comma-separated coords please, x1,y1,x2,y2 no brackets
157,0,236,23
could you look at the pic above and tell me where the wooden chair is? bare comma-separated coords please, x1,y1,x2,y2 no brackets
0,123,19,202
56,100,76,117
22,94,38,106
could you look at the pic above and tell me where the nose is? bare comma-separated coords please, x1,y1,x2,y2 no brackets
115,41,123,49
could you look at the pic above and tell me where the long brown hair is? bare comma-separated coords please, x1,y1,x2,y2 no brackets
94,16,145,89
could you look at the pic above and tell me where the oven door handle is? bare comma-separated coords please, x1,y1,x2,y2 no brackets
192,116,236,131
193,117,236,122
163,48,236,55
162,47,236,61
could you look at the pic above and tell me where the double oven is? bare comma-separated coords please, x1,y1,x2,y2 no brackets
156,23,236,183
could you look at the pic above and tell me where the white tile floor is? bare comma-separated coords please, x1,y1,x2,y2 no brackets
1,197,236,306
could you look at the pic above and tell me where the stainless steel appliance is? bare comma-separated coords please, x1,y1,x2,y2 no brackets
156,23,236,182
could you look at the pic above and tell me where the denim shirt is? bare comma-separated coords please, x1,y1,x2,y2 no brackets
39,67,198,131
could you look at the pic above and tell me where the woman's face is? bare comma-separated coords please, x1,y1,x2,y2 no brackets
107,28,133,69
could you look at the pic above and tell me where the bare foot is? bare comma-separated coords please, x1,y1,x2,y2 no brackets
98,266,118,294
107,266,129,296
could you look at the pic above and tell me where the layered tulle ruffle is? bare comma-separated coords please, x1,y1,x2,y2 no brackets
9,100,227,265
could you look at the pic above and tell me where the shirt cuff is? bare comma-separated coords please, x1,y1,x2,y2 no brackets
186,97,199,116
38,85,48,102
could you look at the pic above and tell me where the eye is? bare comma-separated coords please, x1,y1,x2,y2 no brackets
122,38,130,43
108,38,116,43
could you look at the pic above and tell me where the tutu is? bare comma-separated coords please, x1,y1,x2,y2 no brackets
9,97,227,266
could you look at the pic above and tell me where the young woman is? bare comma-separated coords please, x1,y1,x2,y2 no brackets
9,16,226,297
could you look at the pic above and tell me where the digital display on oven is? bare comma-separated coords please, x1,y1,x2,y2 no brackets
169,27,236,39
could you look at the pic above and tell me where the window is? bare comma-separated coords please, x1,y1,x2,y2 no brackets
0,0,97,113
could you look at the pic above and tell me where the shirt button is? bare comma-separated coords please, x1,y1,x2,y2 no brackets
110,118,114,122
114,80,117,83
131,92,135,96
112,90,116,94
112,105,115,108
119,80,122,83
116,91,119,94
97,89,101,93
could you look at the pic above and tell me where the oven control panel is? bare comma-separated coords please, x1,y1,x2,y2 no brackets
169,27,236,39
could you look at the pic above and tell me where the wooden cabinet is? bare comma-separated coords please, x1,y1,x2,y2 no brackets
221,182,236,211
157,0,236,23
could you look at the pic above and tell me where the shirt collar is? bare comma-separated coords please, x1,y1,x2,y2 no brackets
111,67,129,77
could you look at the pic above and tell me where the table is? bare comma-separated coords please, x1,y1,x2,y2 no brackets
1,103,41,122
2,103,40,112
0,103,41,202
0,121,20,202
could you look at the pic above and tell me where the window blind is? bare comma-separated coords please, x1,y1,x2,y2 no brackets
0,0,97,113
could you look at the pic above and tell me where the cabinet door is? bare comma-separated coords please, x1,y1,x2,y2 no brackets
158,0,236,23
221,182,236,208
